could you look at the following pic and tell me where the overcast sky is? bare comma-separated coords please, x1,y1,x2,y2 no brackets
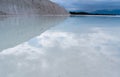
50,0,120,12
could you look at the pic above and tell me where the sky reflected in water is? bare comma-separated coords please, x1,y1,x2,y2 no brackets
0,16,120,77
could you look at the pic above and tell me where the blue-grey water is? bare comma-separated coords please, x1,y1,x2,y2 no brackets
0,15,120,77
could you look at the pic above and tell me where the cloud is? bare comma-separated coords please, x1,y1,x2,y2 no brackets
50,0,120,11
0,28,120,77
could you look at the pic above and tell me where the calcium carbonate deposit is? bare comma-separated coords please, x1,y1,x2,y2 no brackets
0,0,69,15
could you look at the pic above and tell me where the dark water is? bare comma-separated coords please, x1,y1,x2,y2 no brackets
0,15,120,77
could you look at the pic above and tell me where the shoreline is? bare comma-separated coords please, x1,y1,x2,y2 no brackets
70,14,120,17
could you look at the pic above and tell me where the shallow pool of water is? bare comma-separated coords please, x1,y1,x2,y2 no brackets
0,15,120,77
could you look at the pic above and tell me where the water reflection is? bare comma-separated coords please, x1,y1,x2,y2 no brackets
0,15,67,51
0,16,120,77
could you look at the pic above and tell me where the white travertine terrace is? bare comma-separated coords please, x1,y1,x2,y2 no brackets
0,0,69,15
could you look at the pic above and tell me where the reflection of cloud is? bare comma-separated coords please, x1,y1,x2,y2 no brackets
0,16,67,51
0,28,120,77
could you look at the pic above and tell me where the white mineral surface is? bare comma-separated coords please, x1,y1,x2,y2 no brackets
0,0,69,15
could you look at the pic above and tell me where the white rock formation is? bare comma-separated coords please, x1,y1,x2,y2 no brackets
0,0,69,15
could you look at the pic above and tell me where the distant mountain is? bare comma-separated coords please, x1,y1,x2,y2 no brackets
70,12,90,15
70,9,120,15
91,9,120,15
69,11,116,15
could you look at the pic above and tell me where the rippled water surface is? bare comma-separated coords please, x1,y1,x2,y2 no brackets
0,15,120,77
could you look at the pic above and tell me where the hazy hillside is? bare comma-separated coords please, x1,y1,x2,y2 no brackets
0,0,69,15
92,9,120,15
